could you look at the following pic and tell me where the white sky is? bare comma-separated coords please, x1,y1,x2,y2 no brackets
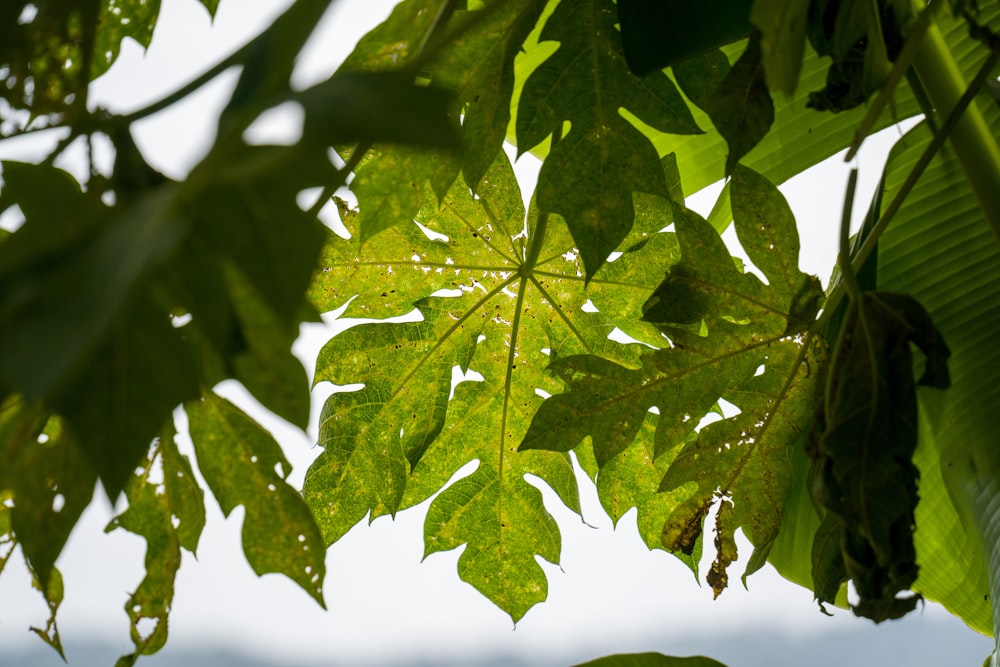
0,1,990,665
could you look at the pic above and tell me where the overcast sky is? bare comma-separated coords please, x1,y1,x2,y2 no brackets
0,1,992,665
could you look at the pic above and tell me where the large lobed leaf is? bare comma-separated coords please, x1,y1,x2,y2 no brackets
304,149,684,621
522,166,825,596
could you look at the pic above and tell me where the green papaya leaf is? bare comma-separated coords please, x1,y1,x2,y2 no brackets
704,33,774,176
430,0,548,191
28,563,65,660
574,652,729,667
186,393,326,607
522,170,825,596
304,148,684,620
516,0,701,278
106,422,206,663
92,0,161,79
0,397,97,591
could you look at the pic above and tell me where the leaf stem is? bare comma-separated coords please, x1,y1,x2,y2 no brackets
838,168,862,301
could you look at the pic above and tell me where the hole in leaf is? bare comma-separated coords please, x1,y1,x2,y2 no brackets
274,461,285,479
51,494,65,513
36,433,49,444
135,617,158,641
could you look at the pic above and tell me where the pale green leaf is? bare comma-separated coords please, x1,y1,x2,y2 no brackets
187,393,326,607
106,422,206,662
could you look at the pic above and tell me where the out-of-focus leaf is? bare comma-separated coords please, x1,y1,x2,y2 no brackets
516,0,701,277
574,652,729,667
187,393,326,607
704,33,774,175
28,563,65,660
0,397,97,590
221,264,311,432
0,490,14,577
92,0,161,79
106,422,206,664
298,72,459,149
198,0,220,18
617,0,753,75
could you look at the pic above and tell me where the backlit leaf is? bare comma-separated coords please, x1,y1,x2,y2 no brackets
304,149,680,620
106,422,206,663
187,393,326,607
522,172,825,594
0,396,97,590
516,0,701,277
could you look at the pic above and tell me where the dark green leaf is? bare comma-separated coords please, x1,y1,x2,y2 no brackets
617,0,753,75
808,291,949,621
0,397,97,590
52,296,199,497
704,33,774,176
516,0,701,277
298,71,459,149
672,50,732,114
187,393,326,607
751,0,811,95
